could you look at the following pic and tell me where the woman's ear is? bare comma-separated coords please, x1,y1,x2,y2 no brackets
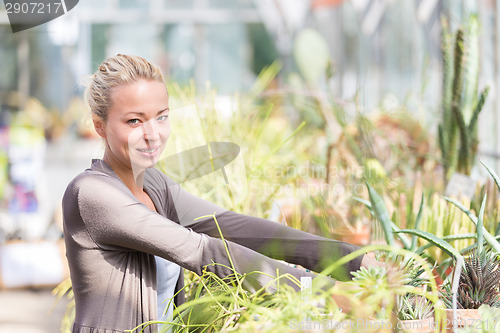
93,117,106,138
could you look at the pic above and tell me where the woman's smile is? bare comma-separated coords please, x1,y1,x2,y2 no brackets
137,146,160,153
135,145,161,159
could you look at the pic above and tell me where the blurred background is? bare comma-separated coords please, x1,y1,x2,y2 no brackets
1,0,500,332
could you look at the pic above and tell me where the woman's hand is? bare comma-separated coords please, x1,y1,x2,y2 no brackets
330,280,354,313
360,252,386,269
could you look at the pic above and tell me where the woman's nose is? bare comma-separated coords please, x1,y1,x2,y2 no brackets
142,120,159,140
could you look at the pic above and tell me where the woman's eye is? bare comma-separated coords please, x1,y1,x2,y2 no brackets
128,119,140,125
157,114,169,121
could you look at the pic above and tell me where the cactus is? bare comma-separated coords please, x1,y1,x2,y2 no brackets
438,15,489,180
293,28,330,86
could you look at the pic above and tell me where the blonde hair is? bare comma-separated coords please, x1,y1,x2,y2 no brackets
86,54,165,120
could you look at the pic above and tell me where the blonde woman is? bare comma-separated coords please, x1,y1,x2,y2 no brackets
63,54,380,333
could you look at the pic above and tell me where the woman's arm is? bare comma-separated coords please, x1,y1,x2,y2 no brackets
161,172,364,280
65,172,322,293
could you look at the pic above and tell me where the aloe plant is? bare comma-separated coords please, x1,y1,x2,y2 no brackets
396,258,434,320
443,161,500,254
397,294,434,321
439,15,489,180
359,183,466,258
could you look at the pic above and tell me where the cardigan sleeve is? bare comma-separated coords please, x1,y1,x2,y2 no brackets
66,172,323,293
155,170,363,281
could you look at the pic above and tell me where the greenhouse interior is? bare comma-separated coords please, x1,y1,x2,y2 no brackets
3,0,500,332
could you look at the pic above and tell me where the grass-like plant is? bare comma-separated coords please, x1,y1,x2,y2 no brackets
160,66,311,221
142,246,442,333
52,277,75,333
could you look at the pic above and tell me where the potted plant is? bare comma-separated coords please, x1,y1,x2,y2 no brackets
440,249,500,332
397,294,435,333
348,266,402,333
406,161,500,332
396,258,435,333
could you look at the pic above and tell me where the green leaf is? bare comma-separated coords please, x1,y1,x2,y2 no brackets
390,222,412,249
416,234,479,255
395,229,461,259
249,61,282,96
444,196,500,252
366,183,394,246
468,87,489,130
451,102,470,173
355,196,411,248
438,124,446,163
444,196,478,223
353,196,371,209
412,193,425,251
477,194,486,253
461,15,480,124
443,233,477,241
254,121,306,171
481,160,500,194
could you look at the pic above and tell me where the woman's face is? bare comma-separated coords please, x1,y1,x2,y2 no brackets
95,79,170,173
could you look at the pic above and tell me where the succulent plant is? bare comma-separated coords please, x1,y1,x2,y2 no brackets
397,294,434,321
393,257,434,320
439,14,489,180
442,249,500,309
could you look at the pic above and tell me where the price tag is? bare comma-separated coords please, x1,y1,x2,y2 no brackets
445,173,476,200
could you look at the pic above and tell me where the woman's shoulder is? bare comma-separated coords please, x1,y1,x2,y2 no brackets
63,161,126,200
66,168,115,189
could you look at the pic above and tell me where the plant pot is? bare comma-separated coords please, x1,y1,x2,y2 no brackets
442,309,480,332
397,317,435,333
332,224,371,246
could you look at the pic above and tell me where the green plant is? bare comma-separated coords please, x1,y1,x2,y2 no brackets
360,182,479,283
293,28,330,88
439,14,489,180
304,189,373,239
397,294,434,322
443,161,500,254
136,245,443,333
359,183,463,258
305,192,355,237
159,64,310,221
441,249,500,309
349,266,402,320
361,160,500,262
395,257,434,322
52,277,74,333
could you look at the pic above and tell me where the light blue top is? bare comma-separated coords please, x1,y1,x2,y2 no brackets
156,256,181,325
